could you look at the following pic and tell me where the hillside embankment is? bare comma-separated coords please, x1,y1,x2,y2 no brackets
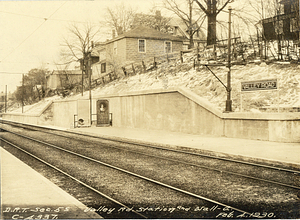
7,56,300,114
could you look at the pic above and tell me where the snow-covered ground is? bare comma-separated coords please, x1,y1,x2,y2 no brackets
9,96,61,114
7,57,300,114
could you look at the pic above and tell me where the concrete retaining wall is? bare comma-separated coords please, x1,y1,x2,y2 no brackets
93,87,300,143
52,100,78,128
1,101,54,126
2,87,300,142
101,91,224,136
1,113,39,125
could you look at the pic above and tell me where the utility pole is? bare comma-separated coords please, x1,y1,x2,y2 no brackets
82,59,84,96
88,51,92,126
81,54,86,96
225,6,232,112
22,74,24,113
5,85,7,113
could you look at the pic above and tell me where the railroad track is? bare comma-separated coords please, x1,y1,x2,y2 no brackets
2,119,299,172
1,138,148,219
2,120,300,188
1,121,300,218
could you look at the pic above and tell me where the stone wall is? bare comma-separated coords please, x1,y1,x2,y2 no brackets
126,38,182,63
105,38,127,74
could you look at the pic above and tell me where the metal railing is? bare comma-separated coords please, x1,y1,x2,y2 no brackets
74,113,113,128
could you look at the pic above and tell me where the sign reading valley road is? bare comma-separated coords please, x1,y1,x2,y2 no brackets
241,79,277,91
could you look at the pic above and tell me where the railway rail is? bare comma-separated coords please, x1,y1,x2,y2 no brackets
1,120,300,188
1,138,147,219
1,119,299,173
1,130,251,219
1,120,299,218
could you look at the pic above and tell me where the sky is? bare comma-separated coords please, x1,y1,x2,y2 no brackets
0,0,243,93
0,0,162,92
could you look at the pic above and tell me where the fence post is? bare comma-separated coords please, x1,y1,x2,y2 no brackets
142,61,146,73
213,44,217,60
180,51,183,63
193,59,196,69
122,67,127,77
167,53,169,63
132,64,136,75
153,57,157,68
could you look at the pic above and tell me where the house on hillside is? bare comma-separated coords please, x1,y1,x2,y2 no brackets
260,0,299,59
169,17,206,50
46,70,83,90
261,0,299,41
132,12,206,50
92,26,185,76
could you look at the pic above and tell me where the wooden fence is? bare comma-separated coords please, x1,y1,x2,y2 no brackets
61,50,191,94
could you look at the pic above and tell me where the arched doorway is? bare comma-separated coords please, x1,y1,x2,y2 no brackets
96,100,110,126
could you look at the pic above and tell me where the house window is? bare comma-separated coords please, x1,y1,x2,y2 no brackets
138,39,146,53
101,63,106,73
291,3,297,12
165,41,172,53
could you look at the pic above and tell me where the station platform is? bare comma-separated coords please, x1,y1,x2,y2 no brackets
0,148,102,220
70,126,300,169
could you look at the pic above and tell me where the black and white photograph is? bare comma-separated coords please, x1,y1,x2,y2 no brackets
0,0,300,219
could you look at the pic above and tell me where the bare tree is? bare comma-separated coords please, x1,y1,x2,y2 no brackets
14,68,48,105
58,23,101,95
194,0,232,45
60,23,101,69
105,2,137,36
163,0,205,48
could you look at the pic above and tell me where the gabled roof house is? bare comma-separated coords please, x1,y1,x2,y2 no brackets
132,12,206,49
92,26,185,76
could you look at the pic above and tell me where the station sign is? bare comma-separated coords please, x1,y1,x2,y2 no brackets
241,79,277,91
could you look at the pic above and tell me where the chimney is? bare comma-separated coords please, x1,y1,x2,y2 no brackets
155,10,161,18
174,26,178,35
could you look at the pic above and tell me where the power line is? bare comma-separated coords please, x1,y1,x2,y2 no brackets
0,72,26,75
0,10,44,20
0,61,50,64
0,1,67,63
0,10,100,24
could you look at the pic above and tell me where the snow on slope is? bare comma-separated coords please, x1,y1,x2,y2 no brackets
8,58,300,114
9,96,61,114
73,61,300,113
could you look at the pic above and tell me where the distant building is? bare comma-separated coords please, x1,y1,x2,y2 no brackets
0,92,5,102
168,17,206,50
46,70,83,90
261,0,299,41
92,26,185,76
